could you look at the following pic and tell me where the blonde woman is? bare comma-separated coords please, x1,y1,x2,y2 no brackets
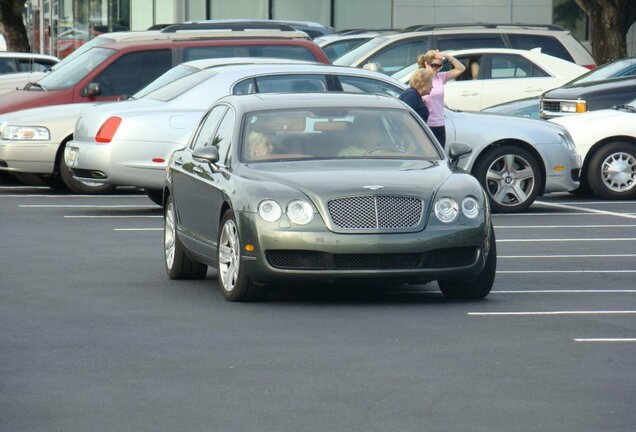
417,50,466,147
398,68,433,123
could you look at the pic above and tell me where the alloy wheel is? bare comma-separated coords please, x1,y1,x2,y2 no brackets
218,219,240,292
164,202,176,269
485,154,536,207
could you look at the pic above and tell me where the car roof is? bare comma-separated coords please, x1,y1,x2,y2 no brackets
96,34,317,52
182,57,317,70
0,52,60,61
376,26,571,43
91,28,311,44
219,92,403,112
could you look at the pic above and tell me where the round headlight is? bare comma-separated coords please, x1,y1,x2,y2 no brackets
434,197,459,223
258,199,282,223
287,199,314,225
461,197,480,219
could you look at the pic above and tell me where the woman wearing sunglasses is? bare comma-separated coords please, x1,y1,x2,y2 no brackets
416,50,466,147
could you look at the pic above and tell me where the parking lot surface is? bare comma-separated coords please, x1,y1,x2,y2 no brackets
1,184,635,432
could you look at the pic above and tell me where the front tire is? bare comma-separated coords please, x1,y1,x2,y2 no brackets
473,145,542,213
145,189,163,206
587,141,636,199
217,210,264,302
164,196,208,280
438,226,496,300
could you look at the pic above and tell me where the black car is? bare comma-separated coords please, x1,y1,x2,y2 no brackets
540,59,636,119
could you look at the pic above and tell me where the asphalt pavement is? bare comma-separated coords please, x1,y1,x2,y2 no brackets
1,184,635,432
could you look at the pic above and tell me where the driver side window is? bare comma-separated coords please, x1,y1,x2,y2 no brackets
191,106,227,150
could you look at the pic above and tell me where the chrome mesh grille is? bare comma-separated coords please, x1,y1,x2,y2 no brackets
327,195,423,230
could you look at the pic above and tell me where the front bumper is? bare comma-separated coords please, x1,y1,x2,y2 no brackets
0,140,59,174
235,211,490,284
66,139,175,189
541,144,582,193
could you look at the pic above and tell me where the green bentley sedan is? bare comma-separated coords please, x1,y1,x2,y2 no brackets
164,93,496,301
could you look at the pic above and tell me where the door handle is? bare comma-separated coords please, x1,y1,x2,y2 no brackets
460,91,479,96
524,87,543,92
193,166,205,175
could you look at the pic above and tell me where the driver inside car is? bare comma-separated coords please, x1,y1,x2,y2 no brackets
338,116,390,157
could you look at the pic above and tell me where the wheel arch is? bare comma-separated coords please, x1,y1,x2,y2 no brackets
53,134,74,176
471,139,547,195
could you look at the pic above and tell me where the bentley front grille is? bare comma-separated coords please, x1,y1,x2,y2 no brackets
327,195,423,230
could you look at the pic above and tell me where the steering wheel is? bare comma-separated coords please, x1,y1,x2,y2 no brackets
364,146,403,155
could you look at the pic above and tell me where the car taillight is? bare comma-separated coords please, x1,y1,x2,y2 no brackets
95,116,122,143
584,64,596,70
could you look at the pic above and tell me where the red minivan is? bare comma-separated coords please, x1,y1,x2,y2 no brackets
0,32,330,114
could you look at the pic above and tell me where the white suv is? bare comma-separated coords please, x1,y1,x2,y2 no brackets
335,23,595,75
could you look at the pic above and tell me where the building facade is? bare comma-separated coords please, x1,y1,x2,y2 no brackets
23,0,635,59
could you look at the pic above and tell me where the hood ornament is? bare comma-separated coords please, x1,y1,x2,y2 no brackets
363,185,384,190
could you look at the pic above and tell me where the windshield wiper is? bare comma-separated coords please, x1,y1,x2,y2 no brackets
23,82,46,91
614,104,636,113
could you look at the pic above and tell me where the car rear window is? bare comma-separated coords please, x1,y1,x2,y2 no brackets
184,45,319,62
507,34,574,63
142,69,219,101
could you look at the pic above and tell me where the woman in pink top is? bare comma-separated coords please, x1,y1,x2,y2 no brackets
417,50,466,148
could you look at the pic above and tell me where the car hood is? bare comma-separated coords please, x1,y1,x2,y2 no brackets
447,109,566,143
542,77,636,99
0,89,74,115
238,159,451,204
549,108,626,127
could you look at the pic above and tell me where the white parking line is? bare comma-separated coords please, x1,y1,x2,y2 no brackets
497,270,636,274
494,212,636,217
544,201,636,205
468,311,636,316
20,204,157,208
499,254,636,258
497,238,636,242
114,228,162,231
535,201,636,220
496,225,636,229
574,338,636,342
65,215,162,218
1,194,144,198
493,290,636,293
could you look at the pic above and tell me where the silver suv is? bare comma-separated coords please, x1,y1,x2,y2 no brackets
335,23,595,75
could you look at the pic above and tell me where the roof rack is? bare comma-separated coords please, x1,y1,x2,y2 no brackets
402,23,566,32
337,28,397,36
161,22,297,33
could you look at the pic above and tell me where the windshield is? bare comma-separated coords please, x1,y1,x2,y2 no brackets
241,108,441,163
141,69,218,102
133,64,201,99
51,36,114,71
38,47,115,90
567,58,636,86
334,38,386,66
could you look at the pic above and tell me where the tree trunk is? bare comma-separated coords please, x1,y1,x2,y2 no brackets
0,0,30,52
576,0,636,65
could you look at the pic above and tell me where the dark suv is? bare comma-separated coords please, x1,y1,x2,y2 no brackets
0,31,329,114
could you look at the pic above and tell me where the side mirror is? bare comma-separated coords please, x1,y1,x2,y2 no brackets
192,146,219,165
81,82,101,97
448,142,472,165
